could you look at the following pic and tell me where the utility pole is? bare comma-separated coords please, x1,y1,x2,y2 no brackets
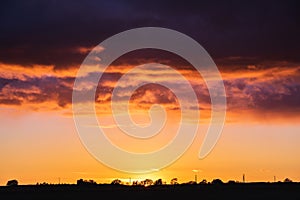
192,169,198,183
243,174,245,183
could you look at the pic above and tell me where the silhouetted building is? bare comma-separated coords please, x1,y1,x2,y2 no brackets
6,179,18,186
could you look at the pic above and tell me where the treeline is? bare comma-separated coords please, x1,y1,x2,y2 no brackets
4,177,294,186
75,177,295,186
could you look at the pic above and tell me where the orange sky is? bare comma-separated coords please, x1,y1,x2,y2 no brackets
0,108,299,185
1,0,300,186
0,56,300,185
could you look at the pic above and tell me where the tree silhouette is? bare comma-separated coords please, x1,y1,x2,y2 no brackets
141,179,153,186
154,179,162,185
111,179,122,185
132,181,138,186
186,181,197,185
77,179,97,185
283,178,292,183
199,179,207,184
170,178,178,185
227,180,236,184
212,179,224,185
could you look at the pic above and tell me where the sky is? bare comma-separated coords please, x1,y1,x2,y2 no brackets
0,0,300,185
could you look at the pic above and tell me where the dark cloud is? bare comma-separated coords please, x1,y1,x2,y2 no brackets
131,83,178,105
0,78,14,91
0,0,299,69
0,71,122,107
0,0,300,116
111,49,193,70
1,66,300,116
0,98,22,105
0,76,74,108
245,81,300,111
224,76,300,113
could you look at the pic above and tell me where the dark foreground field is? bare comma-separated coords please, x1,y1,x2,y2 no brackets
1,183,300,199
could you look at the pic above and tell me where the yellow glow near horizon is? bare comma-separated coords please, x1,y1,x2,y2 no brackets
0,107,299,185
1,61,300,185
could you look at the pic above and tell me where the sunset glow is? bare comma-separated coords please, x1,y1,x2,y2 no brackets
1,0,299,185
